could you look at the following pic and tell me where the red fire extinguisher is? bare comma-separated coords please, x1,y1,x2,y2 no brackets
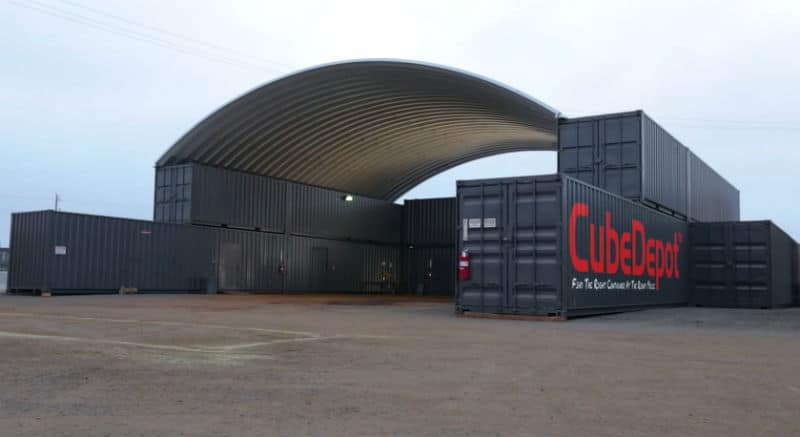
458,251,471,281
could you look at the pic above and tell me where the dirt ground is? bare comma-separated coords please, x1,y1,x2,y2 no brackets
0,294,798,437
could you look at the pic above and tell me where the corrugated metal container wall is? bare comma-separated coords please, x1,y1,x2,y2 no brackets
8,211,216,293
689,221,793,308
190,164,287,232
215,229,287,292
641,114,690,216
286,236,400,293
688,152,740,222
404,246,456,296
290,184,403,243
8,211,51,290
156,163,403,242
403,198,457,246
558,111,690,216
156,164,287,232
456,174,689,317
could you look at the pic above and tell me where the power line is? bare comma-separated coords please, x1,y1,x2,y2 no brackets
9,0,292,75
56,0,294,71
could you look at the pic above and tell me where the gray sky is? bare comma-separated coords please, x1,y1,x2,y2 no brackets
2,0,799,244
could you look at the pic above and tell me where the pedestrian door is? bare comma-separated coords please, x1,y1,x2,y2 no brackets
219,242,242,290
310,246,329,292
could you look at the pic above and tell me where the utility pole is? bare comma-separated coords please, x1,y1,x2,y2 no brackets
54,193,61,211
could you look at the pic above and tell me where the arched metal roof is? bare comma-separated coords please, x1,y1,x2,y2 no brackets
157,60,560,200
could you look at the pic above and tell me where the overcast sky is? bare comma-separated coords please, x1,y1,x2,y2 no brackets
2,0,799,243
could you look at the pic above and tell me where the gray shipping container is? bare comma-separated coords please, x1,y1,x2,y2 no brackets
403,197,457,246
558,111,739,222
688,152,740,222
8,210,216,293
456,174,689,317
0,248,9,271
155,163,402,243
9,210,402,294
404,246,456,296
690,221,795,308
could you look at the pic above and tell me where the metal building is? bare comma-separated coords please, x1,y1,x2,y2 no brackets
148,60,562,296
6,60,752,303
156,61,560,201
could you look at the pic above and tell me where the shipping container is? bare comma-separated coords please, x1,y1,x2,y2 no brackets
0,248,9,271
456,174,689,317
689,221,795,308
8,210,216,293
154,164,286,232
9,210,404,295
155,163,403,243
286,235,401,293
688,152,740,222
558,111,739,222
290,183,403,244
403,197,457,246
404,246,456,296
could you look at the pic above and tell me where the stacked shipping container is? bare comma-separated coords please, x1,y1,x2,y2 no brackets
154,163,402,243
558,111,739,222
403,198,457,296
152,163,403,293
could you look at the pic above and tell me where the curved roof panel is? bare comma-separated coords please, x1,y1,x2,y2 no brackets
157,60,560,200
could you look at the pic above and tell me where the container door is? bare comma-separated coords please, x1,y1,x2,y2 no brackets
458,179,561,315
506,181,537,312
458,183,506,313
506,179,562,314
559,121,596,186
310,246,328,292
732,223,770,308
219,242,241,290
598,115,641,199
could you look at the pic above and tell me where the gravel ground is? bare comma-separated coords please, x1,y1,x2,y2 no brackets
0,294,798,437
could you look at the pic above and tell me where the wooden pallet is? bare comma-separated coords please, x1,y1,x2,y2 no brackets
457,311,565,322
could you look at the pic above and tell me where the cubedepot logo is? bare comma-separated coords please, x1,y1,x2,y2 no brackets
568,202,683,289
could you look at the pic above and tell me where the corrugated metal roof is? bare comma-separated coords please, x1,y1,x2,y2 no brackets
157,60,559,200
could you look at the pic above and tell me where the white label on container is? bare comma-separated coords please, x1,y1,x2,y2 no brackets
483,217,497,228
462,219,469,241
54,246,67,255
468,218,482,228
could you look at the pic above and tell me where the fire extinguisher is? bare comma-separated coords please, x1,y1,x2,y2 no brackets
458,251,471,281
